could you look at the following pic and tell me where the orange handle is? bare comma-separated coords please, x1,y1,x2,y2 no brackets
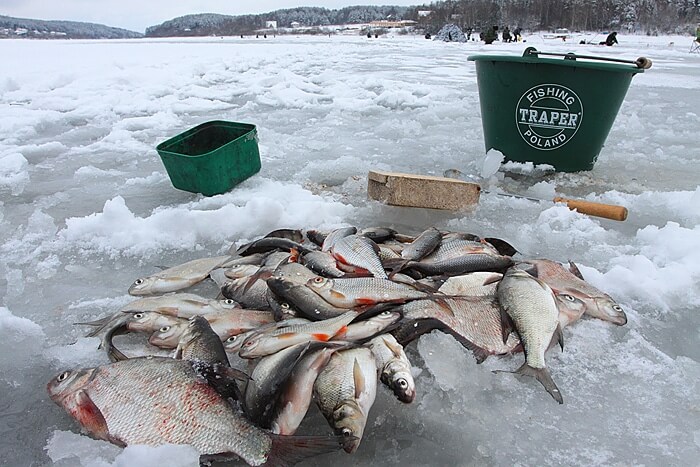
553,197,628,221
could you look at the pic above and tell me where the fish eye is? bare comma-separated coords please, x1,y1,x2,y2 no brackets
341,428,353,437
57,371,71,382
397,378,408,389
313,277,324,283
380,310,392,316
134,278,144,285
281,303,290,309
561,294,575,302
223,299,235,305
133,313,144,319
226,335,238,343
613,305,623,312
159,326,170,333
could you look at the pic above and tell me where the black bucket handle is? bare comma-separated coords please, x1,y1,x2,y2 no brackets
522,47,652,69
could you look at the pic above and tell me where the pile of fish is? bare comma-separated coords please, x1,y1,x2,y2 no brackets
47,226,627,466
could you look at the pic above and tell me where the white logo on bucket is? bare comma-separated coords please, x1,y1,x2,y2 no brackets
516,84,583,151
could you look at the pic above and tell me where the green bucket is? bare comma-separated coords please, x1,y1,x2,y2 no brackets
468,48,649,172
156,120,261,196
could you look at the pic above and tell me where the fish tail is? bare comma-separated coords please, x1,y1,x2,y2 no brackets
515,363,564,404
264,434,348,467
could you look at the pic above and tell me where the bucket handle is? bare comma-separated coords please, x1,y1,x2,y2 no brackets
522,47,652,69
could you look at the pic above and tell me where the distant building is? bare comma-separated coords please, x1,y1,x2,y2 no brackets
290,21,301,28
418,10,432,17
265,21,277,29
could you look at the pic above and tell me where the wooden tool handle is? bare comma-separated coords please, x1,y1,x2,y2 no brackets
553,197,628,221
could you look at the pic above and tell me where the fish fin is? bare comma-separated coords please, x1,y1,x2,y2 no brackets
330,325,348,340
481,274,502,286
384,258,411,277
194,362,248,401
568,261,585,280
74,314,115,328
514,363,564,404
242,270,273,294
382,336,405,359
483,237,518,256
353,358,366,399
498,306,514,345
264,434,348,467
392,318,444,346
473,348,490,364
288,247,300,263
72,390,113,443
552,324,564,352
312,333,332,342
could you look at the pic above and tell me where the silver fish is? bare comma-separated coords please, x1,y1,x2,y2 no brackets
524,259,627,325
129,256,232,295
496,268,564,404
239,311,358,358
174,316,230,366
341,310,402,341
437,272,503,296
271,346,339,435
321,227,357,252
400,227,442,261
330,234,387,279
47,358,344,465
305,276,429,308
313,347,377,453
368,334,415,403
244,343,311,428
300,250,345,278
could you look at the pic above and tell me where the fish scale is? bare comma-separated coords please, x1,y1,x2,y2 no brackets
49,358,274,465
331,235,387,279
306,277,428,308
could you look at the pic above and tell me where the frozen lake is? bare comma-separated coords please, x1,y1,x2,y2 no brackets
1,32,699,466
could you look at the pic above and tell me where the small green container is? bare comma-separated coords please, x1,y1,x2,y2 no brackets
468,48,647,172
156,120,261,196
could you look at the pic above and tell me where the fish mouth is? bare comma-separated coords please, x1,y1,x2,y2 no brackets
595,298,627,325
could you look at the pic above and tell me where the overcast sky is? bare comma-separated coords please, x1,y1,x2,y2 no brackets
1,0,421,32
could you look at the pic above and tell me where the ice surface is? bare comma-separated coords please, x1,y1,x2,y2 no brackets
0,32,698,466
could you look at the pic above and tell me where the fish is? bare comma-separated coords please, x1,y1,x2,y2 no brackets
266,277,351,321
398,238,514,275
437,272,503,296
47,357,345,465
330,234,388,279
368,334,415,403
313,348,377,453
523,259,627,325
224,263,262,280
271,346,341,435
300,250,345,278
393,296,522,363
243,343,312,428
321,227,357,252
239,310,359,359
148,309,276,349
341,310,403,342
128,255,232,295
304,276,430,308
174,315,230,366
400,227,442,261
358,226,397,244
496,267,564,404
235,237,312,257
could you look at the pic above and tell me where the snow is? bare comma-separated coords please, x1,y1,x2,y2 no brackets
1,31,699,466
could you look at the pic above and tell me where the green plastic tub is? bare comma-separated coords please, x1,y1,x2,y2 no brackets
468,48,649,172
156,120,261,196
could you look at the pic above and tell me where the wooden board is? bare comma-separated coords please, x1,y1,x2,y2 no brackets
367,169,481,210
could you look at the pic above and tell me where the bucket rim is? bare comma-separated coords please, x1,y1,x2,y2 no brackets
468,52,645,74
156,120,257,157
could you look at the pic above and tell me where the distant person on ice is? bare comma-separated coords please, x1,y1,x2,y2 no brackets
600,31,618,46
483,25,498,44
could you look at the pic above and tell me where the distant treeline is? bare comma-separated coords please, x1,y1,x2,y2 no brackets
0,15,143,39
412,0,700,34
145,1,700,37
